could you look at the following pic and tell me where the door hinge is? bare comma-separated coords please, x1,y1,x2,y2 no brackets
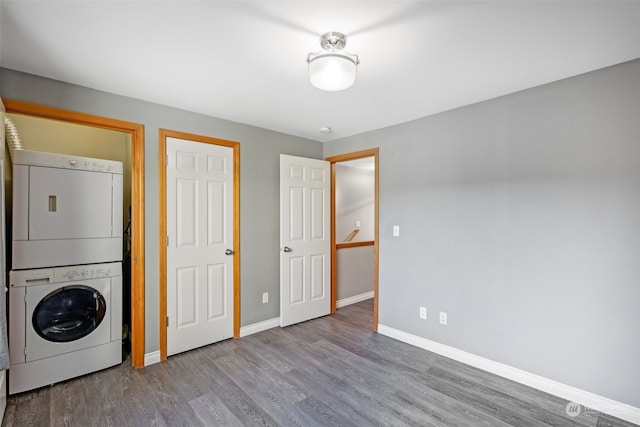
166,154,169,167
166,316,169,327
167,235,169,247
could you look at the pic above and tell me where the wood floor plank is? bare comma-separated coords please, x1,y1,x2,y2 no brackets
426,365,588,426
212,353,314,426
81,366,128,427
124,367,167,424
190,352,280,426
3,299,635,427
188,393,244,427
295,343,440,426
309,338,511,427
233,335,298,374
6,386,51,427
597,412,639,427
283,366,385,426
427,357,599,427
274,336,422,426
296,396,360,427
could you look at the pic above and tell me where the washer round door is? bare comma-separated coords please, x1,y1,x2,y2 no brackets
32,285,107,343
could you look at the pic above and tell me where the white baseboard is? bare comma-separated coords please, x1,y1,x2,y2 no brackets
336,291,374,308
240,317,280,337
143,350,161,367
378,324,640,425
240,294,374,338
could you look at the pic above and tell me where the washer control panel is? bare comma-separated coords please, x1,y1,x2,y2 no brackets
55,263,121,282
10,262,122,287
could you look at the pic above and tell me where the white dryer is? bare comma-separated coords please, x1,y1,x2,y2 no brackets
12,150,123,270
8,262,122,394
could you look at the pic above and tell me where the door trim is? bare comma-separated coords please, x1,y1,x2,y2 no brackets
325,148,379,331
158,128,240,362
4,99,146,367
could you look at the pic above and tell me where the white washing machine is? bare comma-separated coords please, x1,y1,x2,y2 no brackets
8,262,122,394
12,150,123,270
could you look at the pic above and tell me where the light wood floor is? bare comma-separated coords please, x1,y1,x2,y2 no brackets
2,299,636,426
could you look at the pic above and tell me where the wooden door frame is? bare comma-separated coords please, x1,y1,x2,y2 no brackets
325,148,379,330
158,129,240,361
4,99,146,367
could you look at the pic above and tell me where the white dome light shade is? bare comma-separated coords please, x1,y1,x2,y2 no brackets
308,54,358,91
307,32,359,92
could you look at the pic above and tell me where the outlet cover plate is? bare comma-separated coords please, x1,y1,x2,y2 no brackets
439,312,447,325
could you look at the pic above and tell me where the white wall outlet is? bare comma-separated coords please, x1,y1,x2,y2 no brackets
393,225,400,237
419,306,427,319
355,220,361,228
262,292,269,304
439,311,447,325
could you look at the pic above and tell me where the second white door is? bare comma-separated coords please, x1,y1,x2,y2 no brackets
280,154,331,327
166,137,234,356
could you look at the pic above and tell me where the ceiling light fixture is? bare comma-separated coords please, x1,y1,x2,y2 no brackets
307,32,359,92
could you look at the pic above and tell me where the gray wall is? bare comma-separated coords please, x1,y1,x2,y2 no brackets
337,246,374,301
324,59,640,408
0,68,323,352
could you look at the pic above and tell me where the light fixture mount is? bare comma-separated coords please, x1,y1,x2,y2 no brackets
319,32,347,50
307,32,359,92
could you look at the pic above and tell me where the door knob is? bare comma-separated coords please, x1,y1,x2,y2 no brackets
225,249,234,255
283,246,292,253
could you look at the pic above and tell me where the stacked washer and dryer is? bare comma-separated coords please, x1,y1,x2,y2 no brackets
8,150,124,394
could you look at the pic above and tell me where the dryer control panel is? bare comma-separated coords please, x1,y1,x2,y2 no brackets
13,150,123,174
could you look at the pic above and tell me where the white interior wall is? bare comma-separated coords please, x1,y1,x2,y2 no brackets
335,163,374,242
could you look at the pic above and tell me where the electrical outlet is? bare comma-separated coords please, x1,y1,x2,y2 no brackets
439,311,447,325
419,306,427,319
355,220,361,228
393,225,400,237
262,292,268,304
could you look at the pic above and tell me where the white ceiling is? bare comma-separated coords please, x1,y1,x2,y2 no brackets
1,1,639,142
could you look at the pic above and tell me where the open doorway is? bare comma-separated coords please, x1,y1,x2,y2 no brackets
326,148,379,330
4,99,145,367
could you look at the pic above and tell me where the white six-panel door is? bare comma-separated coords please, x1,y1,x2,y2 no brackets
280,155,331,327
166,137,234,356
